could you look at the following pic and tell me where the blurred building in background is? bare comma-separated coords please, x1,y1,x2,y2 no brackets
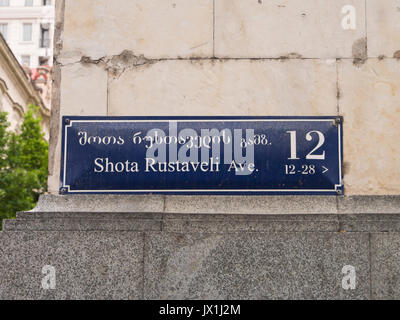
0,0,54,137
0,0,54,68
0,33,50,139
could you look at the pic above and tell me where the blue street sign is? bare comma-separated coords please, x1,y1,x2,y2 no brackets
60,116,343,195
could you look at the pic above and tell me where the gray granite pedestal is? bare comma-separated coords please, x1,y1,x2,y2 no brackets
1,195,400,300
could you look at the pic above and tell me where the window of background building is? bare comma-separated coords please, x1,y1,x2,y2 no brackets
43,0,51,5
40,24,50,48
22,23,33,42
0,24,7,41
25,0,33,6
0,0,9,7
21,55,30,67
39,56,49,66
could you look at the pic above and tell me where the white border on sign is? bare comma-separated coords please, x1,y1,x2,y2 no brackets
62,119,343,193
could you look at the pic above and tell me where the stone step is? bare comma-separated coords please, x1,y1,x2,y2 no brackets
15,211,162,220
26,195,400,215
3,218,162,232
6,213,400,232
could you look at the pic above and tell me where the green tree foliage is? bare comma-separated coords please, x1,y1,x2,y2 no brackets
0,105,48,228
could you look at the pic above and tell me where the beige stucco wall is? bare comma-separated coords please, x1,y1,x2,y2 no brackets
49,0,400,195
0,62,24,132
0,36,50,139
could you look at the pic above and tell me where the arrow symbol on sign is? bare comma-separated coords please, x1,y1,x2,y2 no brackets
322,166,329,174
